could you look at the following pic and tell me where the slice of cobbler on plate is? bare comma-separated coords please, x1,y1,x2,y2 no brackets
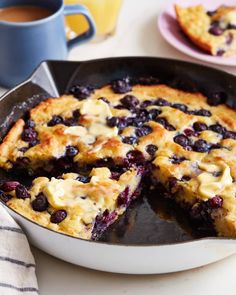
175,4,236,56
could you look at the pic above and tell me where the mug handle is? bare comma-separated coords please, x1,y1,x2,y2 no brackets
64,4,96,49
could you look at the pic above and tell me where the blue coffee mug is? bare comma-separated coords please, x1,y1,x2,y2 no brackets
0,0,96,88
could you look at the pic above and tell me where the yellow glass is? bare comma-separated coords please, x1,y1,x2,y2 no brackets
65,0,123,40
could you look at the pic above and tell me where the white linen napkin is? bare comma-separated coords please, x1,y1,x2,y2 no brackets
0,204,38,295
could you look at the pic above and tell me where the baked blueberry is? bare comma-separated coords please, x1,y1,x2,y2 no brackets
76,175,91,183
170,155,186,164
183,128,196,137
216,49,225,56
224,130,236,139
25,120,35,128
146,144,158,156
50,210,67,223
125,150,145,165
226,33,234,45
48,115,63,126
111,77,132,94
63,117,77,126
174,134,191,148
207,91,227,106
72,109,81,119
156,117,175,131
147,109,160,121
107,116,119,127
140,100,153,108
120,95,139,110
21,128,38,143
209,25,224,36
194,109,212,117
66,146,79,157
135,126,152,137
181,175,191,181
98,97,110,104
193,122,208,132
69,85,94,99
31,193,48,212
117,187,130,206
154,98,170,106
122,136,138,145
1,181,20,192
193,139,210,153
15,184,30,199
209,124,225,135
172,103,188,112
208,196,223,209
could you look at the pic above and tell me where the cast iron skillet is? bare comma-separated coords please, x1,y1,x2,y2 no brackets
1,57,236,274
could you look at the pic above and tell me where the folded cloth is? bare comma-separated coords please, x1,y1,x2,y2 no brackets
0,204,38,295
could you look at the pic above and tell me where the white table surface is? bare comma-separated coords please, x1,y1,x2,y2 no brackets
1,0,236,294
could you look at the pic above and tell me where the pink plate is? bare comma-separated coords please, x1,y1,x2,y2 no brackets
158,0,236,66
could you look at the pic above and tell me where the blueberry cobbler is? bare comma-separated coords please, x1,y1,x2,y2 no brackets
175,5,236,56
1,77,236,239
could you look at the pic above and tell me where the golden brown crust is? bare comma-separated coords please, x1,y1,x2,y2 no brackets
0,119,25,169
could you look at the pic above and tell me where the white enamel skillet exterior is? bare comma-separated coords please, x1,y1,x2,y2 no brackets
2,204,236,274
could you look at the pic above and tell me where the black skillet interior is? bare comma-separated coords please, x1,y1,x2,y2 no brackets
0,57,236,245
